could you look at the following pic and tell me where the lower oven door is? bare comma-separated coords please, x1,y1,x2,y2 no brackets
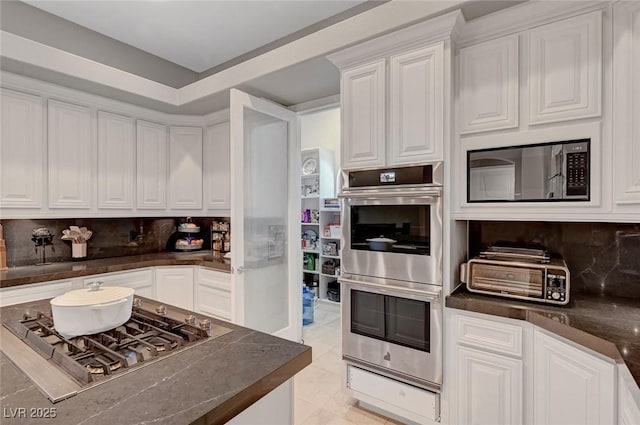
340,274,442,391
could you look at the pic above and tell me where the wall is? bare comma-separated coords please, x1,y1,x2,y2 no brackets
469,221,640,299
2,217,228,267
300,106,340,178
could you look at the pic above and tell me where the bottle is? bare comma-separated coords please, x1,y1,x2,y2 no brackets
302,285,314,326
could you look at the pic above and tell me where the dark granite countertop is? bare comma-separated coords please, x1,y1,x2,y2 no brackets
0,309,311,424
447,287,640,387
0,252,231,288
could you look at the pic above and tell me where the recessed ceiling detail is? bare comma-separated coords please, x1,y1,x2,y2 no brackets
24,0,366,73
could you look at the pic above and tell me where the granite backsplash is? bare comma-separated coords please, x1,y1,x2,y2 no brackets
469,221,640,299
1,217,229,267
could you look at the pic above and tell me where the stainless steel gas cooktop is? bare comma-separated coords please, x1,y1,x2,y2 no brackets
0,297,232,403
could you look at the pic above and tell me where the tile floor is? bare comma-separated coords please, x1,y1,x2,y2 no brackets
295,301,402,425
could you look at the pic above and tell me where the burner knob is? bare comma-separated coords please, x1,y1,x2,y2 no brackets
200,319,211,331
185,315,196,325
155,305,167,315
132,298,142,308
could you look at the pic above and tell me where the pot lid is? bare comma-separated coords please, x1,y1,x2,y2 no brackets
51,285,134,307
366,236,397,243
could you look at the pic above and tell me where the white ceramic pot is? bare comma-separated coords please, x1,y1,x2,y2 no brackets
50,283,134,338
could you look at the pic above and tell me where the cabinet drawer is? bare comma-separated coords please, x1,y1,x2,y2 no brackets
197,268,231,291
347,364,439,423
84,269,154,298
456,314,523,357
0,280,74,307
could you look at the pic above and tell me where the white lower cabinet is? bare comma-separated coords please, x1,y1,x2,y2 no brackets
449,311,524,425
619,365,640,425
455,346,522,425
195,268,232,321
533,330,615,425
155,267,194,311
83,269,154,299
448,310,619,425
0,279,75,307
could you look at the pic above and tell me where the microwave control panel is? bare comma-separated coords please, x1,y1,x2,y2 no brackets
566,151,589,197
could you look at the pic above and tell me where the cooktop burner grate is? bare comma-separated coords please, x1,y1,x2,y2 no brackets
1,298,232,402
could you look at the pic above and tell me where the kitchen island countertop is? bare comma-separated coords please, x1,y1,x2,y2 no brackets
0,252,230,289
0,308,311,425
447,287,640,387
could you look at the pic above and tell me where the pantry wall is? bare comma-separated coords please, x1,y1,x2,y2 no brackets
299,104,341,330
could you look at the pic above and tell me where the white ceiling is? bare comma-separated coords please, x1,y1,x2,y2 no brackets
24,0,366,73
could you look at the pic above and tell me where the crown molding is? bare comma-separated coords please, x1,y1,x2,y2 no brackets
457,0,611,47
327,10,465,70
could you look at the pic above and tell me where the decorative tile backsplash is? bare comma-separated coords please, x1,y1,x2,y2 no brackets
469,221,640,299
1,217,228,267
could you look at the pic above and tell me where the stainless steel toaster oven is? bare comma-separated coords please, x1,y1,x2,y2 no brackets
460,257,570,305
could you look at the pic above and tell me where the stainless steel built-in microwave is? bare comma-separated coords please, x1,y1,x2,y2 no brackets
467,139,590,202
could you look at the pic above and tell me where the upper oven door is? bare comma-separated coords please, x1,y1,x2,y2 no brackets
339,187,442,285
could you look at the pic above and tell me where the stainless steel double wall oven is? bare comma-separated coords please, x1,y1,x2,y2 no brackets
339,163,443,391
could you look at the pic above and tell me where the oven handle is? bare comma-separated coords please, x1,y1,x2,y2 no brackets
339,276,441,301
338,188,442,199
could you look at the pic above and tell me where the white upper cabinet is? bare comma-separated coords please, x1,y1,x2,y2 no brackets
389,43,444,165
47,99,91,209
529,11,602,125
613,2,640,213
97,111,134,209
459,35,519,134
0,89,44,208
341,59,386,170
204,122,230,210
136,120,167,210
534,330,615,425
329,13,461,171
169,126,203,210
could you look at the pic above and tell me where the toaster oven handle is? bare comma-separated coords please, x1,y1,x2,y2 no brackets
460,263,468,284
339,276,441,301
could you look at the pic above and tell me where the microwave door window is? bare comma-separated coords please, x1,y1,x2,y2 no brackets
350,290,385,340
385,296,430,352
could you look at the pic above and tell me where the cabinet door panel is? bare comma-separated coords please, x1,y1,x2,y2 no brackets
98,111,134,209
456,346,523,425
0,89,44,208
389,44,443,165
619,366,640,425
169,127,203,209
48,100,91,208
534,330,615,425
613,2,640,210
460,35,519,134
136,120,167,209
341,60,386,170
529,11,602,125
204,122,230,210
155,268,194,311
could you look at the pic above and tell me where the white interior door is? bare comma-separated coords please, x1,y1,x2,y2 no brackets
230,89,301,342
